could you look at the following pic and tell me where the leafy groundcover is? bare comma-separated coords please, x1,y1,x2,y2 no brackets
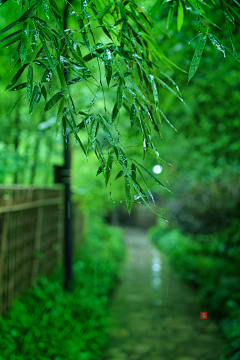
148,221,240,360
0,216,125,360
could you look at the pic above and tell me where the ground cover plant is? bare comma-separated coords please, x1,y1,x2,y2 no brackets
0,215,125,360
148,221,240,360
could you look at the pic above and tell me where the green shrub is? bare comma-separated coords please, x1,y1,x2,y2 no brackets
0,216,125,360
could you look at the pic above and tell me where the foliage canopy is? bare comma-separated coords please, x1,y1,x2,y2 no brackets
0,0,239,216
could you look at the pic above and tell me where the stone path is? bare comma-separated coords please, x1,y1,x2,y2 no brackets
105,227,224,360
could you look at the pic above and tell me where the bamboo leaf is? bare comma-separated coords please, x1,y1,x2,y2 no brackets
43,91,63,113
0,20,19,35
115,170,124,180
29,85,41,114
117,78,124,110
125,175,132,215
5,95,23,117
105,152,113,186
0,30,22,43
30,28,39,51
208,33,226,57
20,22,28,65
134,160,171,193
177,1,184,32
188,35,207,83
27,64,33,105
148,75,158,105
56,96,65,136
130,103,137,128
39,31,57,76
103,48,112,87
9,82,27,91
5,64,28,90
41,85,47,101
18,0,42,22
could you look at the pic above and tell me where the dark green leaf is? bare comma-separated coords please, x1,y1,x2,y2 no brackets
5,95,23,117
0,20,19,36
96,165,106,176
134,160,171,193
112,102,118,122
115,170,124,180
34,60,47,69
0,30,22,43
188,35,207,83
0,34,21,49
208,33,226,57
27,65,33,105
105,152,113,186
30,16,49,28
125,175,132,215
39,32,57,76
29,85,41,114
56,96,65,136
43,91,63,113
5,64,28,90
18,0,42,22
104,48,112,87
30,28,39,51
131,163,136,182
40,68,52,85
117,79,124,111
148,74,158,105
41,85,47,101
130,103,137,128
11,42,21,63
20,22,28,65
9,82,27,91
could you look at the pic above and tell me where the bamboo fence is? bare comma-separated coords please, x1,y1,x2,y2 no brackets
0,186,83,317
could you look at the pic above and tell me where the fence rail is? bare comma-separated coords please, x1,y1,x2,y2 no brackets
0,186,83,317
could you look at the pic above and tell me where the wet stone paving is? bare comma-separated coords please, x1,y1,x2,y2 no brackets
105,227,224,360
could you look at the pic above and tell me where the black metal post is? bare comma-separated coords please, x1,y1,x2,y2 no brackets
63,3,73,292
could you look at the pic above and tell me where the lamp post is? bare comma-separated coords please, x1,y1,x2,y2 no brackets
63,2,73,292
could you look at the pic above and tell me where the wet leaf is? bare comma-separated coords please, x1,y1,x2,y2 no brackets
131,163,136,182
105,152,113,186
104,48,112,87
117,79,124,111
41,85,47,101
9,82,27,91
208,33,225,57
125,175,132,215
0,20,19,35
115,170,124,180
134,160,171,193
30,28,39,51
56,96,65,136
5,64,28,90
0,30,22,44
39,32,57,76
5,95,23,117
188,35,207,83
18,0,42,22
130,103,137,128
148,75,158,105
0,34,21,49
40,68,52,85
43,91,63,113
27,64,33,105
29,85,41,114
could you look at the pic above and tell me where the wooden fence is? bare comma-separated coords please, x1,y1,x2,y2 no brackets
0,186,83,317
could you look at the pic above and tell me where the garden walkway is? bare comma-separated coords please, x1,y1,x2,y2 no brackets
105,227,223,360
